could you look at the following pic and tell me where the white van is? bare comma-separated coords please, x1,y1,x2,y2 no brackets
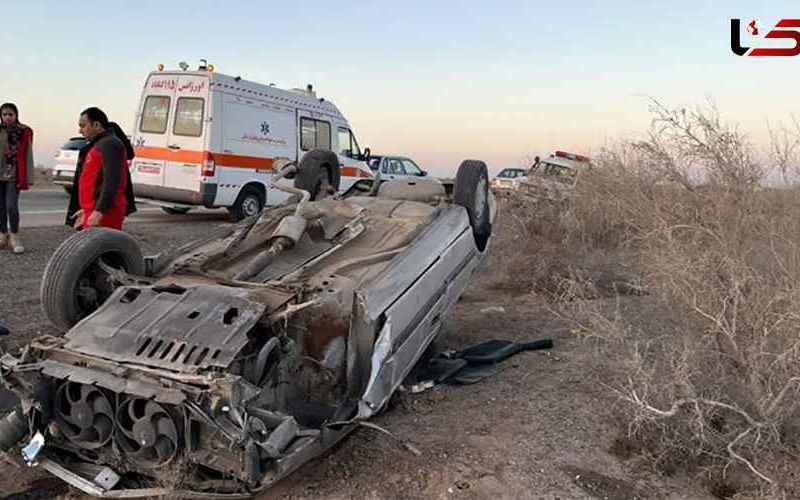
129,62,373,219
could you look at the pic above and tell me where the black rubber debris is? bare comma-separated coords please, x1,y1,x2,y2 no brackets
410,338,554,389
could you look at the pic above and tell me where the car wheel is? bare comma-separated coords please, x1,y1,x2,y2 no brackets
161,206,192,215
228,186,265,222
63,186,73,196
294,150,341,201
454,159,492,251
41,228,144,331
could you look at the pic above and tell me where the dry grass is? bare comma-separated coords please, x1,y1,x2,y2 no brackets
497,100,800,498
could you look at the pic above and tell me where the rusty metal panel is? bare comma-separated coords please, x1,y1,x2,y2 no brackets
64,285,267,373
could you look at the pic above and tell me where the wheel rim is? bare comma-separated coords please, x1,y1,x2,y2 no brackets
242,195,261,217
312,170,332,200
73,255,124,321
474,177,487,221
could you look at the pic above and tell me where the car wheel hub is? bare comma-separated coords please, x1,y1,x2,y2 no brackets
243,197,260,217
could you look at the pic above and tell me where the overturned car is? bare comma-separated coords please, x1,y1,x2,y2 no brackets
0,151,495,498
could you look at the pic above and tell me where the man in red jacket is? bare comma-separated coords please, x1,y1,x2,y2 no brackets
70,107,132,230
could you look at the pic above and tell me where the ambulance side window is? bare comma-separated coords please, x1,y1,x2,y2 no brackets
338,128,362,159
301,118,315,151
300,117,332,151
338,128,352,156
316,121,330,150
140,96,170,134
173,98,204,137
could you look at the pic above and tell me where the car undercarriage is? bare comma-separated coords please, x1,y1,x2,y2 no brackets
0,153,495,498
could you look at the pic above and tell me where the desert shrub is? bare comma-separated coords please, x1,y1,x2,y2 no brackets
506,100,800,495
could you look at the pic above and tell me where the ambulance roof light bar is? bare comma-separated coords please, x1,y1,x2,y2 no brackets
553,150,591,162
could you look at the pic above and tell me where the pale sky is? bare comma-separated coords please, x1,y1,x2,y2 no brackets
1,1,797,176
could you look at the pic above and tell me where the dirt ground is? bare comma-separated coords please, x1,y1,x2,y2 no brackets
0,202,717,500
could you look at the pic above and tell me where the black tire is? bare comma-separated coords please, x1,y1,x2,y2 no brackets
454,160,492,251
228,185,265,222
294,150,341,201
41,228,144,331
161,206,192,215
63,186,73,195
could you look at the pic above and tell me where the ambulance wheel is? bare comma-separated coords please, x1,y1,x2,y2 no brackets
229,186,265,222
161,206,191,215
454,159,492,252
295,150,341,201
41,228,144,331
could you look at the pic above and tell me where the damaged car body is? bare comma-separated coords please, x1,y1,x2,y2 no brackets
0,151,496,498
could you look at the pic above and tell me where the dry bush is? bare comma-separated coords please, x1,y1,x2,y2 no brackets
506,100,800,496
487,180,640,299
486,193,579,296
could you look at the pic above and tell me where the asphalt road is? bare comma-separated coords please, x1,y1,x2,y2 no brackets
19,188,229,227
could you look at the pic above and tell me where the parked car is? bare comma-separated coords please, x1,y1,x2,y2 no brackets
490,167,528,191
0,152,495,499
51,137,87,194
367,155,430,181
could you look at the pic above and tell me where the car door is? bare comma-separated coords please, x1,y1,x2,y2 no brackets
163,75,209,195
131,74,177,189
336,126,371,190
380,157,406,180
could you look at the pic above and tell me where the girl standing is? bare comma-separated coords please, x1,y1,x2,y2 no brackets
0,103,34,254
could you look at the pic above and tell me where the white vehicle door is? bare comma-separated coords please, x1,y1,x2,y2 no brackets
131,75,177,188
335,126,370,190
380,157,406,180
163,75,209,194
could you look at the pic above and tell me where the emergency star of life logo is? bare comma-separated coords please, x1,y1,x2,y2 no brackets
731,18,800,56
260,122,270,135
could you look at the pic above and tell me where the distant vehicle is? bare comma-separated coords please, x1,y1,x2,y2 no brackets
367,155,430,181
129,61,374,221
529,151,592,180
490,168,528,190
51,137,87,194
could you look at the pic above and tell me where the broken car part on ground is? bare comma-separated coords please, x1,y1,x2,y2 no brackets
0,150,496,498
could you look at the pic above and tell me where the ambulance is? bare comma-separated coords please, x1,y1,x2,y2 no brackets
129,61,373,220
531,150,592,178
